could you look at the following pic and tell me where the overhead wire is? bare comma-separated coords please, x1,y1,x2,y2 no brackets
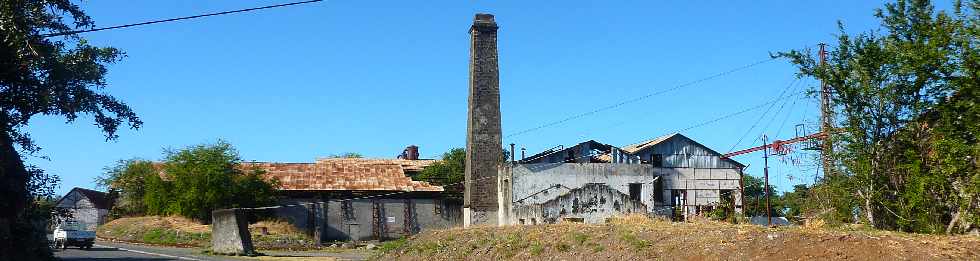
755,77,806,141
724,77,802,153
40,0,324,38
504,57,779,139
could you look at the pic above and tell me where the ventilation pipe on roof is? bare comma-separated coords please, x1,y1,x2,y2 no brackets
399,145,420,160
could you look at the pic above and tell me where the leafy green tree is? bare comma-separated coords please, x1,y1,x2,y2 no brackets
779,0,979,233
741,175,781,217
137,141,279,222
142,171,173,216
96,159,157,216
417,148,465,188
1,1,140,259
780,184,811,222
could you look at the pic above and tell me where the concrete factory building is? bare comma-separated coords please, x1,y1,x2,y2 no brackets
500,133,746,224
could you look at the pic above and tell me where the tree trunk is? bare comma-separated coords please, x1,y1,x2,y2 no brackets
0,126,32,260
946,210,961,234
857,189,876,227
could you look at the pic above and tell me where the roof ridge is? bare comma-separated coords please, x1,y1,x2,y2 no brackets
621,133,680,151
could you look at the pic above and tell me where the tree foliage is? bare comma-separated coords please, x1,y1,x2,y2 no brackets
97,159,156,216
1,1,141,259
100,141,279,222
741,175,782,217
417,148,465,188
778,0,980,233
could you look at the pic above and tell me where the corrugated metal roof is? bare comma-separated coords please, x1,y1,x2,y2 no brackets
245,160,443,192
620,133,679,153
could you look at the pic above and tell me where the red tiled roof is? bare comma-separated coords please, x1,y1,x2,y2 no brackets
314,158,436,172
244,159,442,192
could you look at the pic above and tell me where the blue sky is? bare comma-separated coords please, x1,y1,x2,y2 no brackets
27,0,905,195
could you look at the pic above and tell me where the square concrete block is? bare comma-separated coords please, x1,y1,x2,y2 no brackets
710,169,730,180
697,196,721,205
687,180,699,189
727,171,741,180
696,190,720,198
694,180,719,190
694,169,711,180
676,168,695,180
719,180,739,190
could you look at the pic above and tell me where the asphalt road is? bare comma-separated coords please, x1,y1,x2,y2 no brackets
54,241,233,261
53,240,367,261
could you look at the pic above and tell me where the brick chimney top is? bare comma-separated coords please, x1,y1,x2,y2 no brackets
474,13,495,23
472,13,497,31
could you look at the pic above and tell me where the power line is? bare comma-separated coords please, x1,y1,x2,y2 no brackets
673,92,805,134
504,57,778,139
756,81,804,140
40,0,324,38
724,77,801,154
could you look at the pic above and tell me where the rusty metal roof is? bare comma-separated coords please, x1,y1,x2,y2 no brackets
313,158,436,172
244,159,442,192
620,133,679,153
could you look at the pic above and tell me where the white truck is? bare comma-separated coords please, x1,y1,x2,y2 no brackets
52,221,95,249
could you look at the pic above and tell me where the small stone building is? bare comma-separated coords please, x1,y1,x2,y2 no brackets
501,133,745,224
54,187,113,230
247,157,462,242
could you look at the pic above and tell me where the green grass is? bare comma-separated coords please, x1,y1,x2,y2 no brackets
619,232,649,249
140,228,210,246
572,232,590,245
529,243,544,256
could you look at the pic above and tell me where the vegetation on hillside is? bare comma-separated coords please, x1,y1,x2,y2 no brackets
777,0,980,233
99,141,279,222
98,216,318,250
376,215,980,260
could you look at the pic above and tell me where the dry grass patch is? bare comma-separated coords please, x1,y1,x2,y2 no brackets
99,216,317,250
377,215,980,260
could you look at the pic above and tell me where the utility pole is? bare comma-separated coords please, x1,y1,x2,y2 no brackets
763,134,772,226
818,43,834,177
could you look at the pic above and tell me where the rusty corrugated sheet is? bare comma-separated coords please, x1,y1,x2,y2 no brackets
244,160,442,192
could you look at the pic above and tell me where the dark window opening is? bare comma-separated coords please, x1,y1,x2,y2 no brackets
628,183,642,202
342,200,355,221
650,154,664,167
654,178,664,205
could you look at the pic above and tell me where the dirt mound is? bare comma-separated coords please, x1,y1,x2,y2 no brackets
376,215,980,260
98,216,317,250
98,216,211,247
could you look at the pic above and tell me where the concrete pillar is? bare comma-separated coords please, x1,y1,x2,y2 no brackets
497,165,513,225
464,13,503,227
211,209,255,255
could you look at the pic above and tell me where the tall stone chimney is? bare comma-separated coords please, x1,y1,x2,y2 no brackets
464,13,502,227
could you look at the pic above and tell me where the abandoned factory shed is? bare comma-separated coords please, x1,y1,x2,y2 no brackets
501,133,745,224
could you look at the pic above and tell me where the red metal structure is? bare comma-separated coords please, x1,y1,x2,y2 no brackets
722,132,827,159
722,131,827,226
